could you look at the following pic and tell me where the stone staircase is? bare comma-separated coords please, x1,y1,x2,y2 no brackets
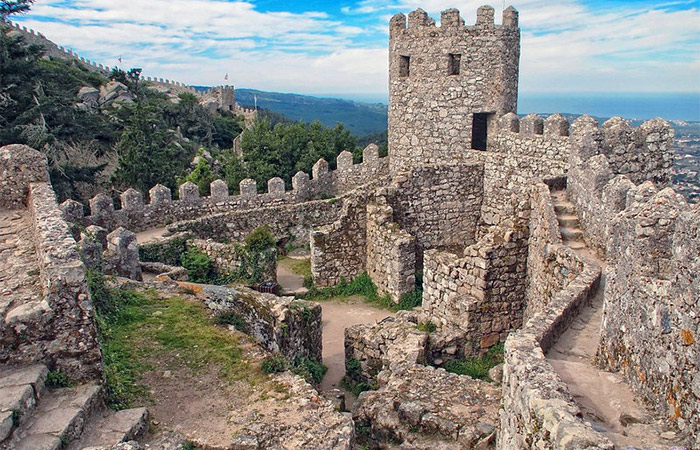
546,187,682,449
550,190,586,249
0,364,148,450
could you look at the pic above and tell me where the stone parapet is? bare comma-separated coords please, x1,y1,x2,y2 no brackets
62,146,388,233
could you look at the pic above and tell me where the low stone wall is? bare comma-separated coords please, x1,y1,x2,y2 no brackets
61,146,389,233
422,218,529,356
0,144,50,209
525,183,584,320
24,182,102,380
499,250,612,449
310,191,369,288
169,196,341,246
364,199,416,301
195,284,322,362
598,186,699,444
188,239,277,282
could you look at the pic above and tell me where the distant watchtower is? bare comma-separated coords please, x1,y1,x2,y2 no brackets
388,6,520,173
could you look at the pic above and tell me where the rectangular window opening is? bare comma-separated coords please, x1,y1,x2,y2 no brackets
472,113,490,151
448,53,461,76
399,55,410,77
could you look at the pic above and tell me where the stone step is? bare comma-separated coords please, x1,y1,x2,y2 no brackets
554,203,576,215
557,214,581,228
564,240,587,250
0,365,48,442
6,384,102,450
67,407,148,450
560,227,584,242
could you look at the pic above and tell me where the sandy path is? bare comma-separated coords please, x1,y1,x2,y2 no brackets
319,298,392,409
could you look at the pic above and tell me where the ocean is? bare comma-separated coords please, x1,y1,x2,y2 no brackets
330,92,700,122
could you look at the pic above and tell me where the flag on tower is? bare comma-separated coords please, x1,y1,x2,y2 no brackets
224,73,229,81
118,56,122,64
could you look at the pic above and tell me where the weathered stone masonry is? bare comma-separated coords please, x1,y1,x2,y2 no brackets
0,145,101,381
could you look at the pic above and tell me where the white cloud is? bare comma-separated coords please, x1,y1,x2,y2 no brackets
10,0,700,95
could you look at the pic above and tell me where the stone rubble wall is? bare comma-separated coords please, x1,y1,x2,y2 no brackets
188,238,277,282
525,182,584,321
61,147,388,234
310,191,370,288
568,116,675,256
354,363,501,448
0,144,50,210
167,196,342,247
388,7,520,173
422,216,529,357
196,284,323,362
365,199,416,302
499,250,613,449
24,182,102,380
596,186,699,441
388,163,484,266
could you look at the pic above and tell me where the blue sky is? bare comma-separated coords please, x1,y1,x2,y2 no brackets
11,0,700,98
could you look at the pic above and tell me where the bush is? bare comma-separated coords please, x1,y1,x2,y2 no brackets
245,226,276,252
180,248,215,283
261,355,288,374
292,356,327,384
416,321,437,333
46,370,71,388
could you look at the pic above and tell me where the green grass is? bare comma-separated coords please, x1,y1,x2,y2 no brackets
286,258,312,279
260,354,328,385
45,371,72,389
416,321,437,333
305,272,422,312
441,343,505,381
88,270,264,410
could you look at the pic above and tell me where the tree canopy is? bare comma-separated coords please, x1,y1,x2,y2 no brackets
0,0,34,19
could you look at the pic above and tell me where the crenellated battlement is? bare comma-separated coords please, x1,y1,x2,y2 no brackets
61,145,389,233
390,5,518,34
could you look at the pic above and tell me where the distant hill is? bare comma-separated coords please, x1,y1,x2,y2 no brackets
235,89,388,137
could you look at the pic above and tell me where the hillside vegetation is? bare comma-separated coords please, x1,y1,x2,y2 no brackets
236,89,388,136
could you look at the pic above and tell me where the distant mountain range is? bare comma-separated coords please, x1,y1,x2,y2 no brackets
235,89,388,137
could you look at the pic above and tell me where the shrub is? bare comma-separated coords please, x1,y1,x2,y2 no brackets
261,355,288,374
46,370,71,388
292,356,327,384
180,248,215,283
245,226,276,252
442,343,505,381
416,321,437,333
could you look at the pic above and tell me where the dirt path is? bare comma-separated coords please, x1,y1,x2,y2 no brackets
135,226,169,244
547,188,679,448
319,298,392,409
277,263,304,292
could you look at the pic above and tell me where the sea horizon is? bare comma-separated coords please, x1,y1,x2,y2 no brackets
313,91,700,122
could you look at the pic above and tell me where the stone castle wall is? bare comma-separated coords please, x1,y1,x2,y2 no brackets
568,116,675,256
388,7,520,173
62,147,388,234
310,191,370,288
188,238,277,282
365,200,416,302
0,144,50,210
422,216,529,356
0,145,101,380
566,119,698,442
499,249,611,448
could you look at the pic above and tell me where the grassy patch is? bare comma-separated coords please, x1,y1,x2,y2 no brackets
88,270,264,410
306,272,423,313
441,343,505,381
416,321,437,333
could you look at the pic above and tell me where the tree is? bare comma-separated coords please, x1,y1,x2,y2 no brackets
112,102,188,194
1,0,34,19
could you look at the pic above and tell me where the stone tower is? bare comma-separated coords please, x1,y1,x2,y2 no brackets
388,6,520,173
219,85,236,112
